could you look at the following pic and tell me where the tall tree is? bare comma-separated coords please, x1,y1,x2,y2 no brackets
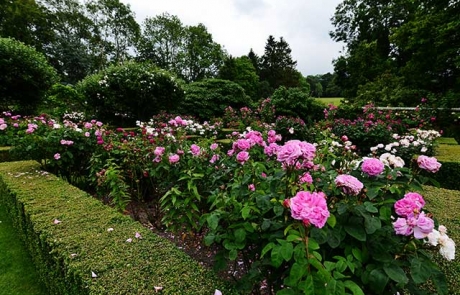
136,13,185,74
259,35,301,94
85,0,140,68
218,55,259,100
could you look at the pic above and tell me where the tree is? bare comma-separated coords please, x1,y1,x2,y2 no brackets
180,23,226,82
85,0,140,68
259,35,301,94
0,37,59,114
137,13,185,75
218,55,259,100
137,15,225,82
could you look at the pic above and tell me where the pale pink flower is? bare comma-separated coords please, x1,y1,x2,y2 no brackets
84,122,92,129
190,144,201,156
91,271,98,278
169,154,180,164
287,191,330,228
334,174,363,196
233,138,251,151
394,192,425,217
53,219,61,224
417,155,441,173
236,151,249,164
264,143,279,157
54,153,61,160
96,121,103,127
135,232,142,239
209,154,220,164
154,146,165,156
361,158,384,176
248,184,255,191
299,172,313,185
413,212,434,239
84,132,90,137
0,123,7,130
210,143,218,150
393,217,412,236
126,238,133,243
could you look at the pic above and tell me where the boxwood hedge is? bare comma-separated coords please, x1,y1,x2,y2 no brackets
0,161,237,295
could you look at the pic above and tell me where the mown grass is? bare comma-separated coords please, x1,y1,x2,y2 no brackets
0,206,47,295
423,185,460,294
315,97,343,106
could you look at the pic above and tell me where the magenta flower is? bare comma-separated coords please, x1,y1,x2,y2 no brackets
84,122,92,129
190,144,201,156
236,151,249,164
394,192,425,217
361,158,384,176
334,174,363,196
264,143,279,157
210,143,218,150
277,141,302,165
154,146,165,156
393,212,434,239
169,154,180,164
417,155,441,173
299,172,313,185
54,153,61,160
209,154,220,164
233,138,251,151
287,191,330,228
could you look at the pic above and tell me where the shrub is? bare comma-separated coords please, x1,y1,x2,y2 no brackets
0,38,59,114
77,62,184,126
0,160,236,295
39,84,86,119
180,78,250,120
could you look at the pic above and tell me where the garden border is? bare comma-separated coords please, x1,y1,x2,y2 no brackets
0,160,236,295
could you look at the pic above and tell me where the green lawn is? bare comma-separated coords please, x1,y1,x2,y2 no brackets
315,97,343,106
0,206,47,295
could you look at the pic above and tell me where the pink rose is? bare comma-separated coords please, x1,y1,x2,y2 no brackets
299,172,313,185
393,217,413,236
169,154,180,164
248,184,255,191
394,192,425,217
334,174,363,196
277,141,302,165
210,143,218,150
361,158,384,176
154,147,165,156
236,151,249,164
417,155,441,173
288,191,330,228
190,144,201,156
54,153,61,160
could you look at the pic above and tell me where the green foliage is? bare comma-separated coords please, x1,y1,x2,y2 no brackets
0,160,237,295
218,56,260,100
77,61,184,125
0,204,47,295
39,83,85,119
180,78,249,120
0,38,59,114
271,86,325,124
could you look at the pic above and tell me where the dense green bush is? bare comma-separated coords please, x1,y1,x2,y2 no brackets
0,161,236,295
0,38,59,114
270,86,325,124
77,62,184,126
39,84,86,119
180,78,250,120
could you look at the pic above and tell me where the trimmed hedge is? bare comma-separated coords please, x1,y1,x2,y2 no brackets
427,144,460,190
0,161,237,295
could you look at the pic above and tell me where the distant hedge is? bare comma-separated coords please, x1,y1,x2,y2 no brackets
0,161,236,295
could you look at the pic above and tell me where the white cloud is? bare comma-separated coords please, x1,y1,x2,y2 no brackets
121,0,344,75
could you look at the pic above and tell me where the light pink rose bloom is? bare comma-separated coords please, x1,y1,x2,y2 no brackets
85,132,90,137
299,172,313,185
210,143,218,150
417,155,441,173
264,143,279,157
54,153,61,160
394,192,425,217
393,217,413,236
190,144,201,156
361,158,385,176
154,147,165,156
209,154,219,164
169,154,180,164
84,122,92,129
277,141,302,165
234,138,251,151
0,123,7,130
236,151,249,164
334,174,363,196
248,184,255,191
288,191,330,228
413,212,434,239
227,149,235,157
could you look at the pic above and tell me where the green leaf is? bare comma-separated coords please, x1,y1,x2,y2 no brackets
364,202,378,213
280,242,294,261
229,249,237,260
366,186,380,200
307,238,320,250
241,206,251,219
343,280,365,295
285,262,306,287
271,245,284,267
369,268,389,294
344,222,366,242
379,206,392,221
410,257,432,284
384,264,409,284
327,214,337,228
431,268,449,295
261,242,274,257
364,216,381,234
206,213,220,230
303,275,315,295
352,247,362,262
204,234,215,246
234,228,246,243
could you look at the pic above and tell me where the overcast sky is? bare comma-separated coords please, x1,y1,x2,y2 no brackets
120,0,345,76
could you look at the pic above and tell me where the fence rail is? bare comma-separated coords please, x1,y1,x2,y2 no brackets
371,107,460,111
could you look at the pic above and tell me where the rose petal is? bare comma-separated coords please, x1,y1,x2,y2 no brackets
135,232,142,239
214,290,222,295
91,271,97,278
126,238,132,243
107,228,114,232
53,219,61,224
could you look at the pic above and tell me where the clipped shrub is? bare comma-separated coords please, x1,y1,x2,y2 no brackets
0,160,236,295
270,86,325,125
0,37,59,114
180,78,250,120
77,62,184,126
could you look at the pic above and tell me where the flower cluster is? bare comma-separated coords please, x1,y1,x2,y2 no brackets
392,193,434,239
425,225,456,261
